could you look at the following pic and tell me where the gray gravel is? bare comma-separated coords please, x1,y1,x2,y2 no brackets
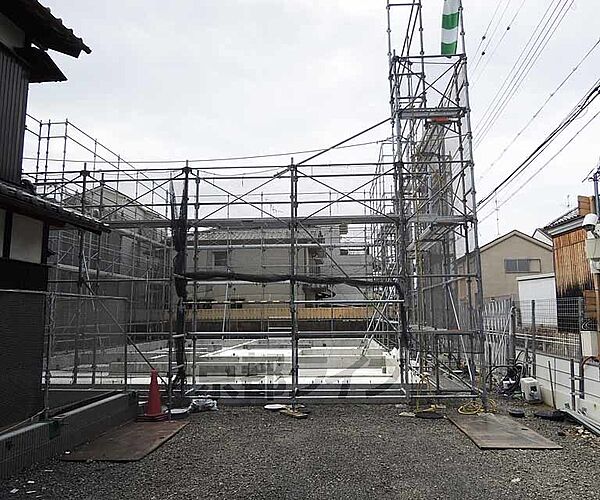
2,401,599,500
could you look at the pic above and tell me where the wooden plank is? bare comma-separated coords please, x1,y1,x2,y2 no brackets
584,290,597,319
449,413,562,450
61,421,188,462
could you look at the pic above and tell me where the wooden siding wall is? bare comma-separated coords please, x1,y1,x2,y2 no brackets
553,227,592,298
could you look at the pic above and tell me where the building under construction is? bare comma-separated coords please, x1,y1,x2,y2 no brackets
11,0,485,410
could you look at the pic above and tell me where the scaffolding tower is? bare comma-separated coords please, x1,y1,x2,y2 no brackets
381,0,486,401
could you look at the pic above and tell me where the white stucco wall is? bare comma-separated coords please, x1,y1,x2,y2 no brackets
517,273,557,327
10,213,43,264
519,350,600,423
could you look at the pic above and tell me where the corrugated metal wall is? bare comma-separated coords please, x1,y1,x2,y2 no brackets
0,45,29,185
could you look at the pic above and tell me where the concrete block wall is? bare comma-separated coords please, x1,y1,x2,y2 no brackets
0,392,138,479
519,350,600,422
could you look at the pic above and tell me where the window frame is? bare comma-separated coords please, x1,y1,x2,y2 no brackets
504,258,541,274
213,250,228,267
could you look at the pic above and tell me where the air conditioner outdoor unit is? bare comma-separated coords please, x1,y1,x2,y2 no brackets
520,377,542,403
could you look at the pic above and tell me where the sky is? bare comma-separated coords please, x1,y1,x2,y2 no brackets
27,0,600,244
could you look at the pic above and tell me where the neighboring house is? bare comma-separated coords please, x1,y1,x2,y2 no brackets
188,225,372,306
532,228,553,247
543,195,596,321
186,225,374,332
457,230,553,302
0,1,107,427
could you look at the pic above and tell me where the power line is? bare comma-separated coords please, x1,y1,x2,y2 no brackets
473,0,563,138
474,0,574,148
470,1,504,66
477,35,600,181
22,137,390,165
479,106,600,223
471,0,526,86
477,76,600,209
471,0,514,75
473,0,572,148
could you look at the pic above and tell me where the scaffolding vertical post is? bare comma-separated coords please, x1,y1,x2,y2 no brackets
34,117,42,184
460,0,487,409
167,244,174,420
508,301,516,367
289,159,299,406
177,161,190,398
126,262,135,388
531,299,537,378
73,162,88,384
43,119,50,196
192,174,200,387
91,174,105,387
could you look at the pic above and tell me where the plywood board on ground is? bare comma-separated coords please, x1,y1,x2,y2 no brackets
449,413,562,450
62,421,188,462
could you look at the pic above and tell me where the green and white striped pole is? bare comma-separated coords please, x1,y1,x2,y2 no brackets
441,0,460,55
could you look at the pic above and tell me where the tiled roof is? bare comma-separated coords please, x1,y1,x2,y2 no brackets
544,207,579,230
192,227,324,243
0,0,91,58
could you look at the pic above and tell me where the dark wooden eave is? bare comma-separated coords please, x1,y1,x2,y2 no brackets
14,46,66,82
0,180,109,234
0,0,91,58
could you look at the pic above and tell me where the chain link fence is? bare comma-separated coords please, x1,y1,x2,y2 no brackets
515,297,582,360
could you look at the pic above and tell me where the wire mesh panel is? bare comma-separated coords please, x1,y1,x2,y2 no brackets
45,294,131,386
515,298,582,360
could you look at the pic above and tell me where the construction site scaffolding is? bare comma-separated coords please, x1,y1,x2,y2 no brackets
23,0,486,408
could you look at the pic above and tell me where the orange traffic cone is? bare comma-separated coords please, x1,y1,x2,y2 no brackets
138,369,167,421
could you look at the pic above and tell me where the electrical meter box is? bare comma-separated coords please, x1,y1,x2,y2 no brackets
520,377,541,402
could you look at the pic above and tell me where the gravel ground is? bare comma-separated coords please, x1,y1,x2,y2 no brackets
2,400,599,500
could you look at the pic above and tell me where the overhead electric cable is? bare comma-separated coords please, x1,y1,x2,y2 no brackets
473,0,571,148
471,1,504,65
477,35,600,181
471,0,526,85
471,0,514,74
22,137,390,165
479,106,600,222
473,0,562,136
474,0,574,148
477,77,600,209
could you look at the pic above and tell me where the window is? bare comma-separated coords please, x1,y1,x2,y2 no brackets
10,213,43,264
230,299,244,309
504,258,541,273
213,251,228,267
